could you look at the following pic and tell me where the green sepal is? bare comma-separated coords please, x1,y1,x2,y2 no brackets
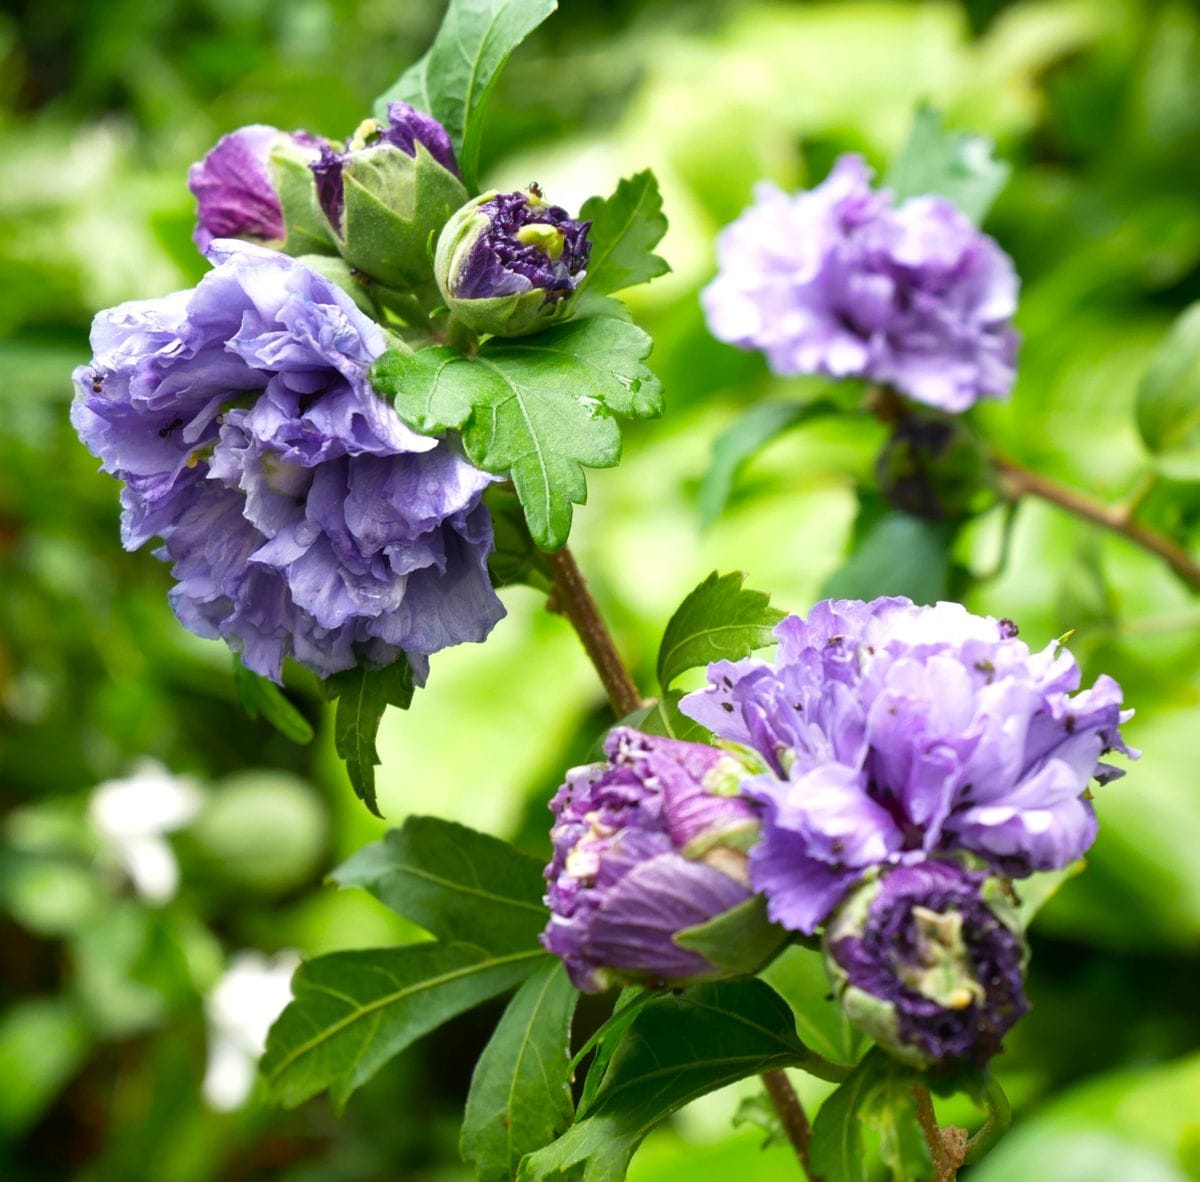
673,895,790,977
270,141,338,256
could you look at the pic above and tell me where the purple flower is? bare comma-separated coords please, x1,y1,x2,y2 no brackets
189,125,327,252
541,728,762,992
681,598,1136,934
311,101,460,233
435,187,591,337
824,861,1028,1067
702,155,1019,412
71,241,504,683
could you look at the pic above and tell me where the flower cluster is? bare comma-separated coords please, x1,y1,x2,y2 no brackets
702,155,1019,412
72,242,504,682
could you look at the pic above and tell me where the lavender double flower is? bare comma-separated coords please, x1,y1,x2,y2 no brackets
702,155,1019,412
72,242,504,683
682,597,1134,934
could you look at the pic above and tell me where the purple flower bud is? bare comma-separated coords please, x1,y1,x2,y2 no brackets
312,102,459,233
188,125,327,252
541,728,761,992
823,862,1028,1067
681,598,1136,934
702,155,1020,412
435,187,591,337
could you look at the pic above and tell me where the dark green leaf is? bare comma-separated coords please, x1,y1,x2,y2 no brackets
326,659,415,816
372,313,662,550
760,945,860,1067
699,399,843,528
578,171,669,296
232,657,315,745
518,980,819,1182
377,0,558,191
332,816,548,955
657,570,784,690
885,106,1010,225
821,512,952,604
486,483,556,591
462,961,579,1182
674,896,789,976
1136,301,1200,479
263,942,544,1110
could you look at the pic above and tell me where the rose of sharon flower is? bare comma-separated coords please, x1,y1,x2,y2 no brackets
542,727,762,992
188,125,328,252
435,186,591,337
681,598,1135,934
72,241,504,683
823,861,1028,1068
702,155,1019,412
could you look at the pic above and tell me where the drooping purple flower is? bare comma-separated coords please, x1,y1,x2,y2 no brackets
312,102,460,232
541,728,762,992
824,861,1028,1067
188,125,328,252
702,155,1020,412
681,598,1136,934
71,240,504,683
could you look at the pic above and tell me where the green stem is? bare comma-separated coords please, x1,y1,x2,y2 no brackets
964,1074,1012,1164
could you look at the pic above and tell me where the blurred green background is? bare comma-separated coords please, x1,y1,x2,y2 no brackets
2,0,1199,1178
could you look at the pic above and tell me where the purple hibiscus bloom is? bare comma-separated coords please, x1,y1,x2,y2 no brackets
542,727,761,992
71,241,504,683
702,155,1019,412
824,861,1028,1067
188,125,328,252
681,598,1135,934
311,101,460,233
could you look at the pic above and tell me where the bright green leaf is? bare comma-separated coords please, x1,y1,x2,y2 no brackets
821,511,952,604
760,944,860,1067
578,171,669,296
333,816,548,955
263,942,544,1110
657,570,784,690
885,106,1010,225
377,0,558,191
622,692,706,743
674,896,789,976
326,659,416,816
1136,302,1200,479
372,313,662,550
462,961,579,1182
231,657,315,745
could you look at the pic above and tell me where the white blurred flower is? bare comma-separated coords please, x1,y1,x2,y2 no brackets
88,758,203,903
203,950,300,1111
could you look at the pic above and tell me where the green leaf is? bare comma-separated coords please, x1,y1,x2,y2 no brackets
760,945,860,1067
332,816,548,955
326,659,416,816
1136,301,1200,479
885,106,1010,225
231,657,315,745
263,942,544,1110
485,482,556,591
372,313,662,550
656,570,785,690
620,693,706,743
462,961,580,1182
809,1049,930,1182
578,171,670,296
377,0,558,192
699,398,843,528
674,896,789,976
821,511,952,604
518,979,826,1182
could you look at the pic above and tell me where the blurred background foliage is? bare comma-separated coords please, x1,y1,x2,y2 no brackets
1,0,1199,1178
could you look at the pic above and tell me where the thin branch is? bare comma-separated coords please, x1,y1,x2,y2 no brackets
993,456,1200,591
913,1083,967,1182
762,1069,822,1181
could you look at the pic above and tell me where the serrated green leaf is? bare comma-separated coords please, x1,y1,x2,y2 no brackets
656,571,784,690
518,980,835,1182
578,171,669,297
885,106,1010,225
821,511,952,604
377,0,558,192
372,314,662,550
232,657,315,745
674,896,789,976
326,659,415,816
263,942,544,1110
462,961,579,1182
1136,302,1200,479
699,398,843,528
332,816,548,955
